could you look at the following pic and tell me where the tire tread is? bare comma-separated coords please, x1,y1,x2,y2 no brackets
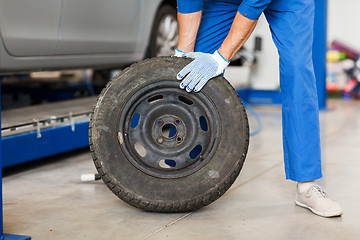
89,57,249,212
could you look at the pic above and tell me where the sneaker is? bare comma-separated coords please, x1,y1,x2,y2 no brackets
295,184,343,217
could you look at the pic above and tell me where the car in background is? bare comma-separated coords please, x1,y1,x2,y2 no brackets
0,0,178,73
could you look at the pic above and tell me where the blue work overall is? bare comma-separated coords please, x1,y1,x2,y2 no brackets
177,0,322,182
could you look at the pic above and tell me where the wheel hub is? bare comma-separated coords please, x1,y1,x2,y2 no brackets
153,115,184,145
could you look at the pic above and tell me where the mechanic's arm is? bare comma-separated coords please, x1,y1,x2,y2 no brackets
177,9,257,58
177,0,271,92
175,0,203,55
177,12,258,92
177,11,202,53
218,12,257,61
219,0,275,60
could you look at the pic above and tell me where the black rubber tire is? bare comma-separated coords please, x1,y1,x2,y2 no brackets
89,57,249,212
148,4,178,58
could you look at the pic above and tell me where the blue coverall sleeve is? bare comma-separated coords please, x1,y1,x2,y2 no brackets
177,0,203,14
238,0,272,20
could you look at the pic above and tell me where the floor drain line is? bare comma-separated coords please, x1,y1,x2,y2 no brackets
139,212,193,240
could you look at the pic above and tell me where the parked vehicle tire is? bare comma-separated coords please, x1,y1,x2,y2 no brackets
149,5,178,57
89,57,249,212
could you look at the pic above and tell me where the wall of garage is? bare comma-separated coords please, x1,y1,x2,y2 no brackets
328,0,360,49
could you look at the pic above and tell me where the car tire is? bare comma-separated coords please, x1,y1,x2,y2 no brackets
89,57,249,212
148,5,178,57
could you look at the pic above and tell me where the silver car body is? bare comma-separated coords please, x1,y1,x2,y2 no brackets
0,0,173,73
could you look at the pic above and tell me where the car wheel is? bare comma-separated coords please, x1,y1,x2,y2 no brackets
149,5,178,57
89,57,249,212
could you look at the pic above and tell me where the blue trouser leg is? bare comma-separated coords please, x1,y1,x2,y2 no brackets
264,0,322,181
195,0,323,182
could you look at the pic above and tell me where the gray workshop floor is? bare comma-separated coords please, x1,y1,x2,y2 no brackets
3,98,360,240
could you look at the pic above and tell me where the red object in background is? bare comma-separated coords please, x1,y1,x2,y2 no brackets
326,82,339,91
331,40,360,60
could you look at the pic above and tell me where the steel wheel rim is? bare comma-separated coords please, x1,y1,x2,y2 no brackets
117,81,221,179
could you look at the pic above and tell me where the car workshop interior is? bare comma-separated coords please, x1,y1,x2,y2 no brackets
1,0,360,239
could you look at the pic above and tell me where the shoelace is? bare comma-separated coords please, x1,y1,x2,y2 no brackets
306,185,329,199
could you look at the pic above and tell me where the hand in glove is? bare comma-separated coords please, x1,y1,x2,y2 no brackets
177,50,230,92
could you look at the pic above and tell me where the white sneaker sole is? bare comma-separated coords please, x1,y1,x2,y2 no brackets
295,200,342,218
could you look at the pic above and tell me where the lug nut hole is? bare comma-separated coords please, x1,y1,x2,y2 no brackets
156,119,163,126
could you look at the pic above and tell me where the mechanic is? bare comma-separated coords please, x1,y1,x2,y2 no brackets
174,0,342,217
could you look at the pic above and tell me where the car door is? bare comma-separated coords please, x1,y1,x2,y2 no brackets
56,0,142,55
0,0,62,56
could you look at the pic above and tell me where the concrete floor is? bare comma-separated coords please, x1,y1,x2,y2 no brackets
3,98,360,240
